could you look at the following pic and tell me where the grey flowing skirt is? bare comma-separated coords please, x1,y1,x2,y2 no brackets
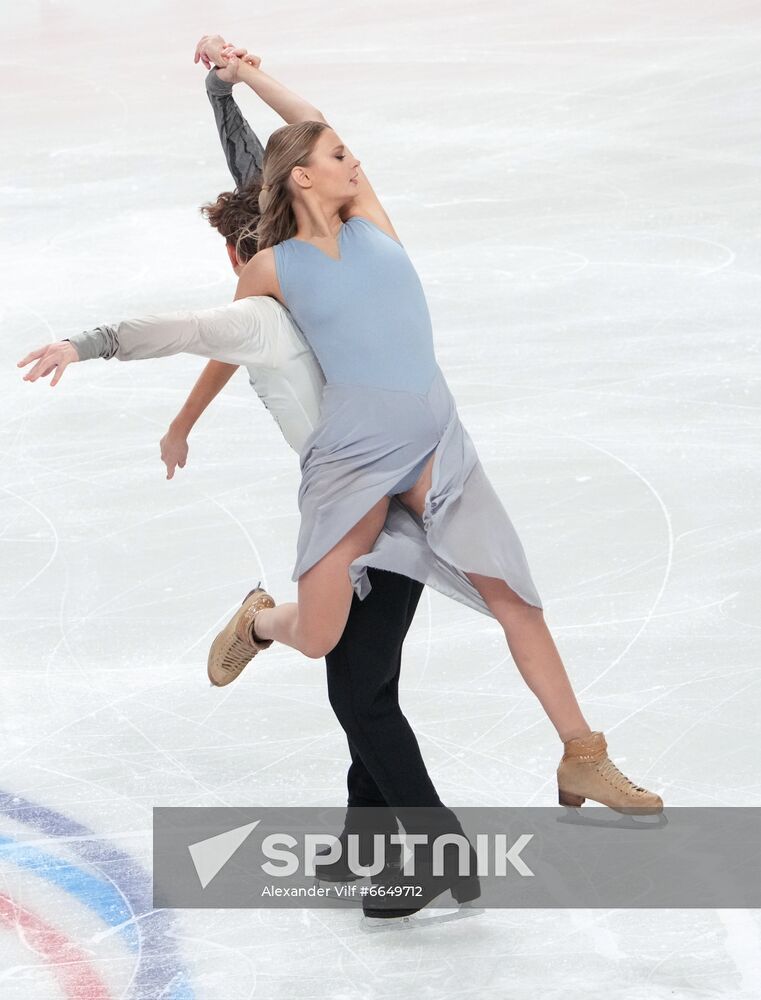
291,366,543,617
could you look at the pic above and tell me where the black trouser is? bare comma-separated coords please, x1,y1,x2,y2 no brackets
324,568,465,838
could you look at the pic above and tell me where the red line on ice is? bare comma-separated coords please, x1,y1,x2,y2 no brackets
0,892,111,1000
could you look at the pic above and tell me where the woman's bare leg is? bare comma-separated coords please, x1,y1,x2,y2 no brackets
463,572,591,742
253,496,391,658
398,454,591,742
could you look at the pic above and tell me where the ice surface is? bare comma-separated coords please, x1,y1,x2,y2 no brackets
1,1,760,997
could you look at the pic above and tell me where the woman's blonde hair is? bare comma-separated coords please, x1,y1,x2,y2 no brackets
254,120,331,251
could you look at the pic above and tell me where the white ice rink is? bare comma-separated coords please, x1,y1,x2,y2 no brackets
2,0,760,997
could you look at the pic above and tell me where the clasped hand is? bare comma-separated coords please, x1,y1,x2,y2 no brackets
194,33,261,84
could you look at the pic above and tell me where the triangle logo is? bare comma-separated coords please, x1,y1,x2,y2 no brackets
188,820,260,889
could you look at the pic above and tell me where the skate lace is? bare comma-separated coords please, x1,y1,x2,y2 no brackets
597,756,646,794
222,634,254,675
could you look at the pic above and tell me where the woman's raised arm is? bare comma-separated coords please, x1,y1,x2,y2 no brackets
216,51,401,243
224,53,327,127
338,160,401,243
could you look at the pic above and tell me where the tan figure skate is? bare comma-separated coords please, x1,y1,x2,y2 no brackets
207,585,275,687
557,730,663,814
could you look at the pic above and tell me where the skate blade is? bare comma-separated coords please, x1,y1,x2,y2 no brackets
360,901,484,932
556,807,668,831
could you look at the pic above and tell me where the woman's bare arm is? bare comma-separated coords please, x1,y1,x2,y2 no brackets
223,51,399,242
339,164,401,243
228,56,327,126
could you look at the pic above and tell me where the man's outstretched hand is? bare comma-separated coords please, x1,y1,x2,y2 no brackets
194,34,261,83
18,341,79,386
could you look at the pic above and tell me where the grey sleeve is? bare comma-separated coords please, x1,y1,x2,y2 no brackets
65,300,278,368
67,325,119,361
205,68,265,189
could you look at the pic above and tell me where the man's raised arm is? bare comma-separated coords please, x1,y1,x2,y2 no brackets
157,35,266,479
205,66,265,190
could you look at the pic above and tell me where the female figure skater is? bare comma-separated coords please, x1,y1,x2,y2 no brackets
18,45,663,818
204,53,663,816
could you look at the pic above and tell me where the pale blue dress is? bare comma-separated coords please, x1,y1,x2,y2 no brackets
272,215,542,616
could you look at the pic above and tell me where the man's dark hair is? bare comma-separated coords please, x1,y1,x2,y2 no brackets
200,181,262,263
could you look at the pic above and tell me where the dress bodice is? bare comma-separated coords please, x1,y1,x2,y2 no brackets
272,215,438,393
